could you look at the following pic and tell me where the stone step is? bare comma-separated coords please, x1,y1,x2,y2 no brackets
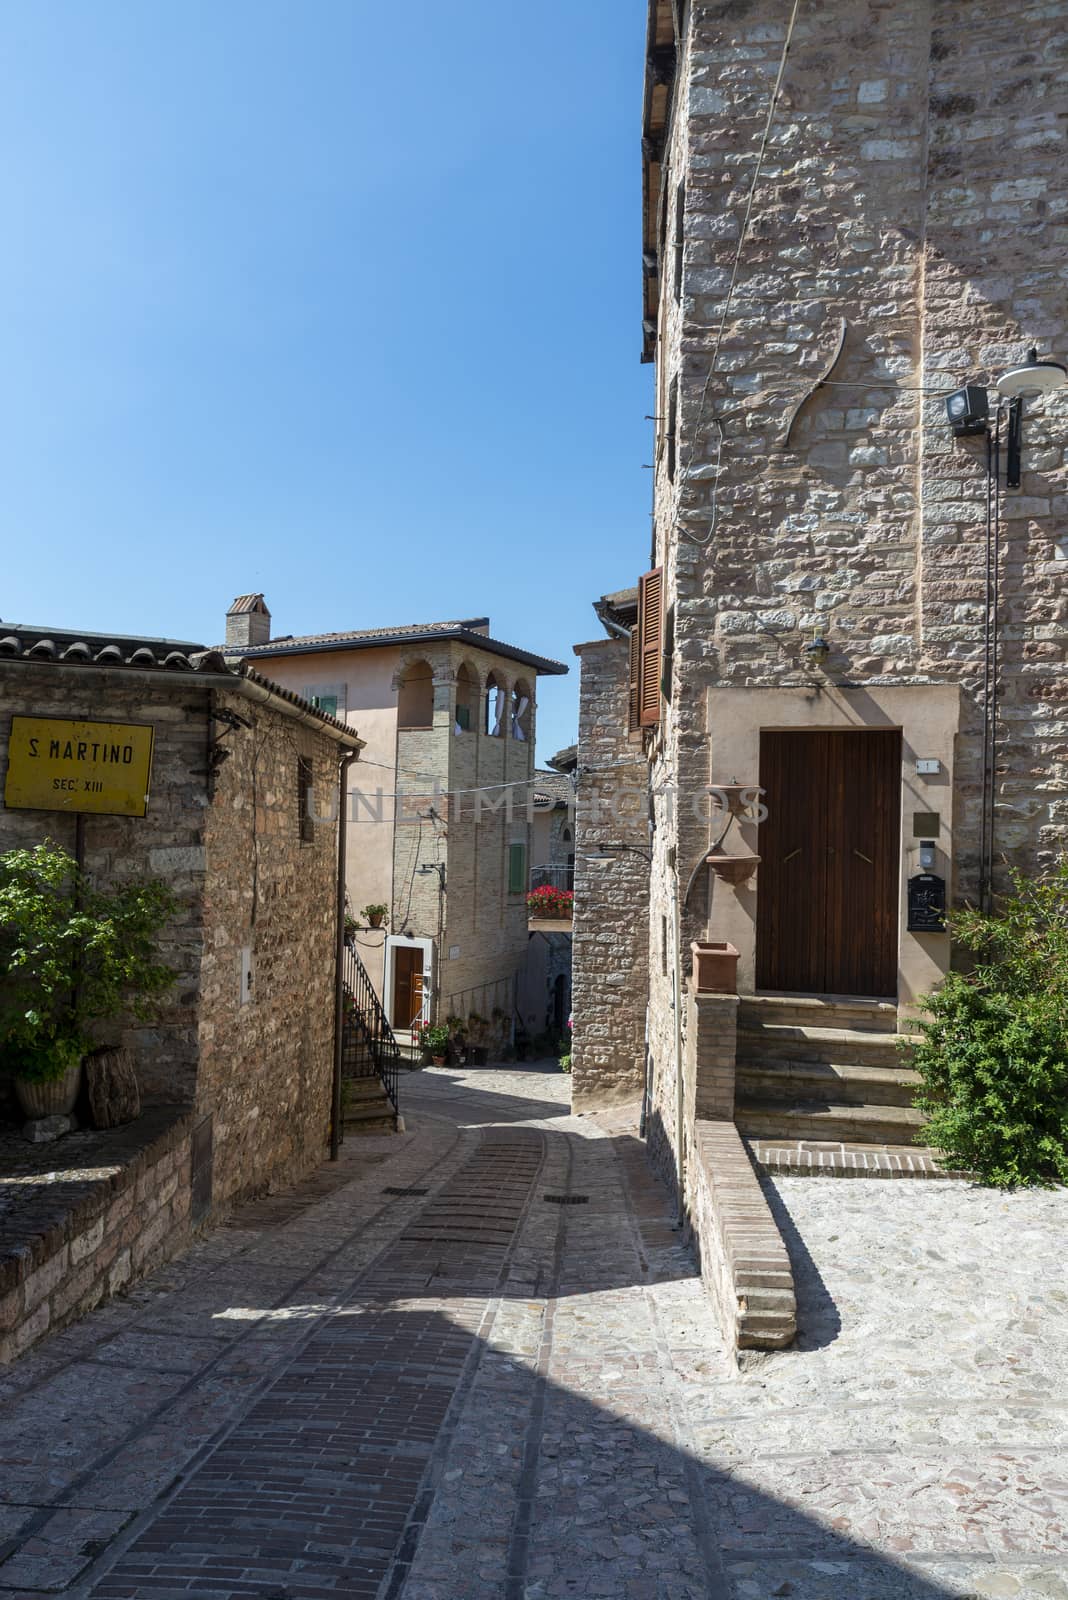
736,1058,921,1108
344,1074,394,1099
741,994,899,1033
735,1097,927,1146
737,1022,918,1069
745,1137,970,1180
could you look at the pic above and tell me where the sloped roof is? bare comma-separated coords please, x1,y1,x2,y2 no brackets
228,593,270,615
226,619,569,676
0,623,361,746
532,769,574,807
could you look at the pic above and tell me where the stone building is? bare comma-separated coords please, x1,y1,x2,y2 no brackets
223,597,568,1041
0,623,362,1196
573,2,1068,1222
0,617,364,1356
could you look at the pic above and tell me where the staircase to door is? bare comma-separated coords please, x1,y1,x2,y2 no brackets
734,995,927,1149
341,944,401,1135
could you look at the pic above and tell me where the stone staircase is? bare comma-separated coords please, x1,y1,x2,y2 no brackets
341,1074,399,1135
734,995,926,1148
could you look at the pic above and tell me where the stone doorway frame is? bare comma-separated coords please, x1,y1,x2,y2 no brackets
703,684,961,1023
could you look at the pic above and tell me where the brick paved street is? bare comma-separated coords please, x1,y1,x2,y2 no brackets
0,1062,1065,1599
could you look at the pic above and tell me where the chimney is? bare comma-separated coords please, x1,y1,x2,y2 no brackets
226,594,271,649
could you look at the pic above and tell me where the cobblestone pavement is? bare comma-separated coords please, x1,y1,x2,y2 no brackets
0,1061,1065,1599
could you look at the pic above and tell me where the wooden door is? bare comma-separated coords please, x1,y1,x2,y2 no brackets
756,730,901,997
391,947,424,1028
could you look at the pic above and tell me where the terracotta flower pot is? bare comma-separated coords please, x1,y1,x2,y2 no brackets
432,1054,446,1066
15,1060,83,1119
368,913,384,928
691,940,740,995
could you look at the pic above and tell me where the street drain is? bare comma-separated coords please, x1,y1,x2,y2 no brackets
382,1186,430,1196
544,1194,589,1205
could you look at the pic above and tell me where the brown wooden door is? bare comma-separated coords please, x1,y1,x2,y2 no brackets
756,730,901,997
391,947,424,1028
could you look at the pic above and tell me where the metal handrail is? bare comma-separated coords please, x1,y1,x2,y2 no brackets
341,941,400,1116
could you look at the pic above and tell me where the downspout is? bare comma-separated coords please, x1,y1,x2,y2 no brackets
330,749,358,1160
671,846,686,1224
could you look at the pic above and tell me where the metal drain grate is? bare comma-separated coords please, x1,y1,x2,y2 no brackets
382,1186,430,1196
543,1194,589,1205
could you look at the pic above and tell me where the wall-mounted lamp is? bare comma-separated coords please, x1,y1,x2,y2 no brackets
945,384,989,436
803,635,831,668
583,842,653,864
996,347,1068,490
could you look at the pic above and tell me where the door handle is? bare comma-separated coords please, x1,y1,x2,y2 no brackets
782,848,801,864
853,848,873,864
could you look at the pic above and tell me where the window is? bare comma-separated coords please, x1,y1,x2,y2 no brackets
297,758,315,843
486,672,507,736
508,841,526,894
455,662,478,735
397,660,434,728
635,567,664,730
512,679,532,741
309,694,338,718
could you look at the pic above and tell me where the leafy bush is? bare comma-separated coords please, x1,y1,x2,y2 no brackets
558,1053,572,1074
0,841,175,1083
910,859,1068,1186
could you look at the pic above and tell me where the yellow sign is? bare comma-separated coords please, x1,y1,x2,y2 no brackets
4,717,156,817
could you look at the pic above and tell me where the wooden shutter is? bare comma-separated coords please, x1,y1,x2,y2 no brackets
628,623,641,733
638,567,664,728
508,841,526,894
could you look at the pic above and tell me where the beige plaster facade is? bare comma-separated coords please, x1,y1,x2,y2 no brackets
225,603,567,1035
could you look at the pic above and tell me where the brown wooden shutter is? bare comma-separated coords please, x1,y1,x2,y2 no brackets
628,622,641,733
638,567,664,728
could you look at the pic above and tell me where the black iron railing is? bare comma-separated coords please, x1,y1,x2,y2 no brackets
341,941,400,1118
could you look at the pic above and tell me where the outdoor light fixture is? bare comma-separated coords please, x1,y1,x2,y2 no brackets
992,347,1068,490
996,347,1068,398
945,385,989,436
803,635,831,667
583,842,653,863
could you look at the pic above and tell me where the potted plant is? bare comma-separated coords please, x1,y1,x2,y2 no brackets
419,1022,451,1065
362,903,389,929
0,841,175,1120
343,912,358,944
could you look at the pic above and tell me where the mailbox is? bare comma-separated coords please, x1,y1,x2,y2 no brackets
907,872,946,933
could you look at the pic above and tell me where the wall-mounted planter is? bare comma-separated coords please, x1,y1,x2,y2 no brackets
706,848,760,886
708,782,755,816
691,940,740,994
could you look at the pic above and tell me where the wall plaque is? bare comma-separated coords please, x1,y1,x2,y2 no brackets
5,716,155,817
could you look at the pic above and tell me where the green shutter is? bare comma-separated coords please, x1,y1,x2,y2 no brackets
508,842,526,894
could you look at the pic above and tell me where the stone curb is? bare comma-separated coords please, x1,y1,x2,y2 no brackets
689,1117,797,1352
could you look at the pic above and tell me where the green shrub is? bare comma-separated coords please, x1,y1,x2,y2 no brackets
558,1053,572,1074
910,859,1068,1186
0,840,176,1083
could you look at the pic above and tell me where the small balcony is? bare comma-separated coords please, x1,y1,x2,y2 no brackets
527,866,574,932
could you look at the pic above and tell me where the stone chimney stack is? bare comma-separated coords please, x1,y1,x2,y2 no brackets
226,594,271,649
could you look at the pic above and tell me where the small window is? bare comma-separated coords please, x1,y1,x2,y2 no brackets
297,758,315,843
309,694,338,718
508,841,526,894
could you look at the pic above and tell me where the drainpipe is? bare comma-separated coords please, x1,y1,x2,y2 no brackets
670,845,686,1225
330,750,358,1161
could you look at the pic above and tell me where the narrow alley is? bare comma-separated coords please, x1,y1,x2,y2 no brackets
0,1064,1064,1600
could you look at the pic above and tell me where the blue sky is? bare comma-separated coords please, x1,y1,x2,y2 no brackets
0,0,651,762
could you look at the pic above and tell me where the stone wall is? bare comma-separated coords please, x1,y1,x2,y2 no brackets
0,1109,193,1364
570,638,651,1111
198,688,342,1206
638,0,1068,1117
0,663,212,1104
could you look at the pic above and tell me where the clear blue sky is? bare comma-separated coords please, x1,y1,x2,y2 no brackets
0,0,652,763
